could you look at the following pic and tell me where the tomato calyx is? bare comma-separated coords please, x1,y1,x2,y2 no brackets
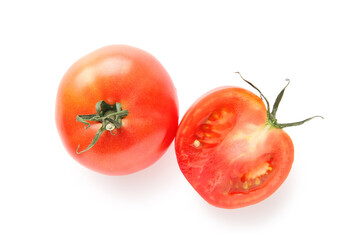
235,72,323,129
76,100,129,154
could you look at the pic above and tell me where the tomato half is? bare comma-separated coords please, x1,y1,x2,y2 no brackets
175,73,321,208
56,45,178,175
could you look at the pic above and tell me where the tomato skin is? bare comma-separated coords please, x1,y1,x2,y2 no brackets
56,45,178,175
175,87,294,209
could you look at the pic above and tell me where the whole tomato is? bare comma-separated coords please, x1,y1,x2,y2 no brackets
175,73,322,208
56,45,178,175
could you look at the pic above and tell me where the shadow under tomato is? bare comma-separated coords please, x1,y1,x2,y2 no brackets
78,141,296,223
81,143,180,201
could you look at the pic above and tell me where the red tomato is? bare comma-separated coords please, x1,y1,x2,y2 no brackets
175,73,321,208
56,45,178,175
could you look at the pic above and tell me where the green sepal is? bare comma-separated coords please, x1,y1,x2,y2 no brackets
236,72,323,129
75,101,129,154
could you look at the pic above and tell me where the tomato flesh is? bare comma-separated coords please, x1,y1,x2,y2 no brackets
175,87,294,208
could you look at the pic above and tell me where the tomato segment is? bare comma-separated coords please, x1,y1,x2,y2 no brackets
193,106,235,148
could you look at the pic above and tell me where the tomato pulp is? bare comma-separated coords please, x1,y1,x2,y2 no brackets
56,45,178,175
175,73,321,208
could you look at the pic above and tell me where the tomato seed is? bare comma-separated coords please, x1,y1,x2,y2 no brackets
193,139,200,147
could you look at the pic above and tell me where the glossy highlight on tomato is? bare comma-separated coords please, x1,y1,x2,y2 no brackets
175,73,322,209
56,45,178,175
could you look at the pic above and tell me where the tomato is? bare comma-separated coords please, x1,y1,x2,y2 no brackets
56,45,178,175
175,73,322,209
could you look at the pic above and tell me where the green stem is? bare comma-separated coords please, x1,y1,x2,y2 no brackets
275,115,324,128
271,79,290,118
235,72,323,129
75,100,129,154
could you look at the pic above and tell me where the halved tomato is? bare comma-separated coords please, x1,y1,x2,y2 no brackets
175,73,321,208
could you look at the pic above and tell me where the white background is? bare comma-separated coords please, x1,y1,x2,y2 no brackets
1,1,346,239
